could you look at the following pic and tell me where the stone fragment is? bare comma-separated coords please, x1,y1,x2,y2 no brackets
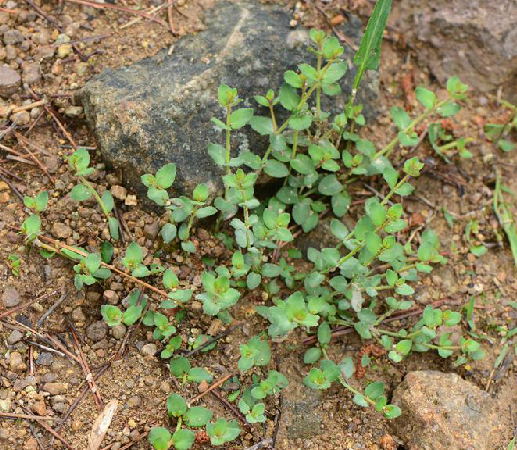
22,62,41,84
141,343,157,356
110,185,127,200
9,351,26,372
52,222,72,239
42,382,68,395
7,330,23,345
2,285,21,307
3,30,24,45
391,370,510,450
86,320,108,342
0,65,21,98
112,324,126,340
35,352,54,366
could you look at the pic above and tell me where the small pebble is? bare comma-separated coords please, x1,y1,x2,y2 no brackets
112,324,126,340
141,343,157,357
7,330,23,345
86,320,108,342
2,285,21,307
35,352,54,366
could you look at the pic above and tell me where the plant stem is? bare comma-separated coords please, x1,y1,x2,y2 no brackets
225,105,232,198
380,173,410,206
316,49,323,117
374,99,448,160
256,60,335,177
185,206,199,239
339,378,375,406
79,176,109,218
269,102,277,132
284,130,299,185
175,417,183,433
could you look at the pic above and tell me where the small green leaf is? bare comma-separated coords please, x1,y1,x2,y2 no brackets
317,322,331,346
247,272,261,290
304,347,322,364
279,84,300,111
172,429,195,450
264,159,289,178
101,190,114,213
148,427,171,450
186,406,213,427
161,223,177,243
167,393,187,418
249,116,274,135
230,108,254,129
438,101,461,117
69,184,92,201
499,139,515,152
100,241,113,263
391,107,411,130
155,163,176,189
101,305,122,326
318,175,343,196
365,382,384,400
415,87,436,109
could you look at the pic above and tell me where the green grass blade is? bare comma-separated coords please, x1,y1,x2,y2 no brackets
354,0,393,71
348,0,392,110
494,172,517,272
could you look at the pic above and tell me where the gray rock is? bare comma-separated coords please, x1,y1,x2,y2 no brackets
80,1,378,202
22,62,41,84
52,402,67,413
3,30,24,45
7,330,23,345
86,320,108,342
0,65,21,98
2,285,21,308
35,352,54,366
391,370,510,450
392,0,517,93
41,372,57,383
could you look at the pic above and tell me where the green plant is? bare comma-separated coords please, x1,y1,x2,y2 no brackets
206,418,241,446
147,393,241,450
67,148,120,241
20,0,487,437
7,254,21,276
148,393,240,449
494,171,517,271
485,99,517,152
428,123,473,162
20,190,48,243
238,335,271,371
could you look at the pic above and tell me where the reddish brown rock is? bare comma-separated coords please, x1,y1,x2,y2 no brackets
391,371,510,450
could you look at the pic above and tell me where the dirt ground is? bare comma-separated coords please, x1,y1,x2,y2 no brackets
1,0,517,449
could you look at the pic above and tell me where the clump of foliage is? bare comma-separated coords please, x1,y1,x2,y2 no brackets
485,99,517,153
18,0,488,447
